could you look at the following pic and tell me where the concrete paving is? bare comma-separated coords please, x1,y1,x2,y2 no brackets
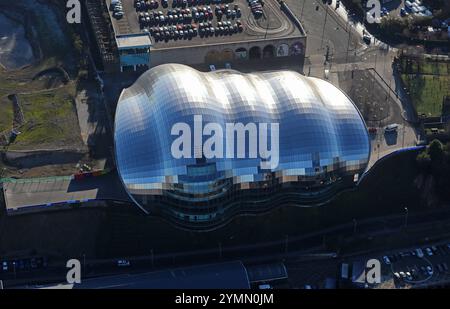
3,171,130,214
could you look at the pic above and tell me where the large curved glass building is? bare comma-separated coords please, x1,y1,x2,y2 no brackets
114,64,370,229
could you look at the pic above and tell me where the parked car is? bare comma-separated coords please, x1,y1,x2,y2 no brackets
385,123,399,133
368,127,377,134
420,266,427,275
416,248,424,258
363,34,372,44
113,11,124,19
117,259,131,267
405,272,413,281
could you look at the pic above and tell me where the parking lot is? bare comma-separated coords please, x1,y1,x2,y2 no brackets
379,242,450,288
1,256,49,278
107,0,301,49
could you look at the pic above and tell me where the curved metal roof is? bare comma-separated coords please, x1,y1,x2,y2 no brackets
115,64,370,213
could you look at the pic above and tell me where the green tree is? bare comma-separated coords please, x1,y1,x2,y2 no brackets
416,150,431,171
428,139,444,162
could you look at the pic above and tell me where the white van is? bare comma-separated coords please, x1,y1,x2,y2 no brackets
385,124,399,132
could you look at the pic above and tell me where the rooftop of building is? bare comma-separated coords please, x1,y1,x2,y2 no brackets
116,34,152,49
2,171,129,214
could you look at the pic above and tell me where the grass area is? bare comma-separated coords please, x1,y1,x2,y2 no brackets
0,97,13,132
400,57,450,118
401,74,450,117
412,62,447,75
401,58,450,75
9,84,83,150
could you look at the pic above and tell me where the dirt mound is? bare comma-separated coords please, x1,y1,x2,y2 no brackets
32,67,69,89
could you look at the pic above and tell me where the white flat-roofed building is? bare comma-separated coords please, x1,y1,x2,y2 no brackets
116,34,152,72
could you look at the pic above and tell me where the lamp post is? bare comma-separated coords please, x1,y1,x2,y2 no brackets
12,261,16,280
150,249,154,268
301,0,306,20
404,207,409,228
285,235,289,254
83,253,86,277
320,5,329,49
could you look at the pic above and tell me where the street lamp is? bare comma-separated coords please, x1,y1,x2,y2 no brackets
320,5,329,49
284,235,289,254
404,207,409,228
83,253,86,277
150,249,154,268
301,0,306,20
12,261,16,280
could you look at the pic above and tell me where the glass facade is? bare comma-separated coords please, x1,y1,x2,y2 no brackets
114,64,371,229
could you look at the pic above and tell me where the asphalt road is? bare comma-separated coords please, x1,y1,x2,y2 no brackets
285,0,362,63
4,206,450,288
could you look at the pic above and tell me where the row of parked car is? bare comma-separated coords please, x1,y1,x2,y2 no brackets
149,19,243,42
139,9,194,27
135,0,164,11
173,0,234,8
394,261,449,283
216,4,242,20
1,257,48,273
248,0,263,18
384,244,450,284
383,244,450,265
135,0,234,11
111,0,125,19
199,20,243,37
150,24,198,41
393,265,435,282
138,4,242,28
134,0,234,11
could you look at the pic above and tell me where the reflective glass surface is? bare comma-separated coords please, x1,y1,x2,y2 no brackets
115,64,371,211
